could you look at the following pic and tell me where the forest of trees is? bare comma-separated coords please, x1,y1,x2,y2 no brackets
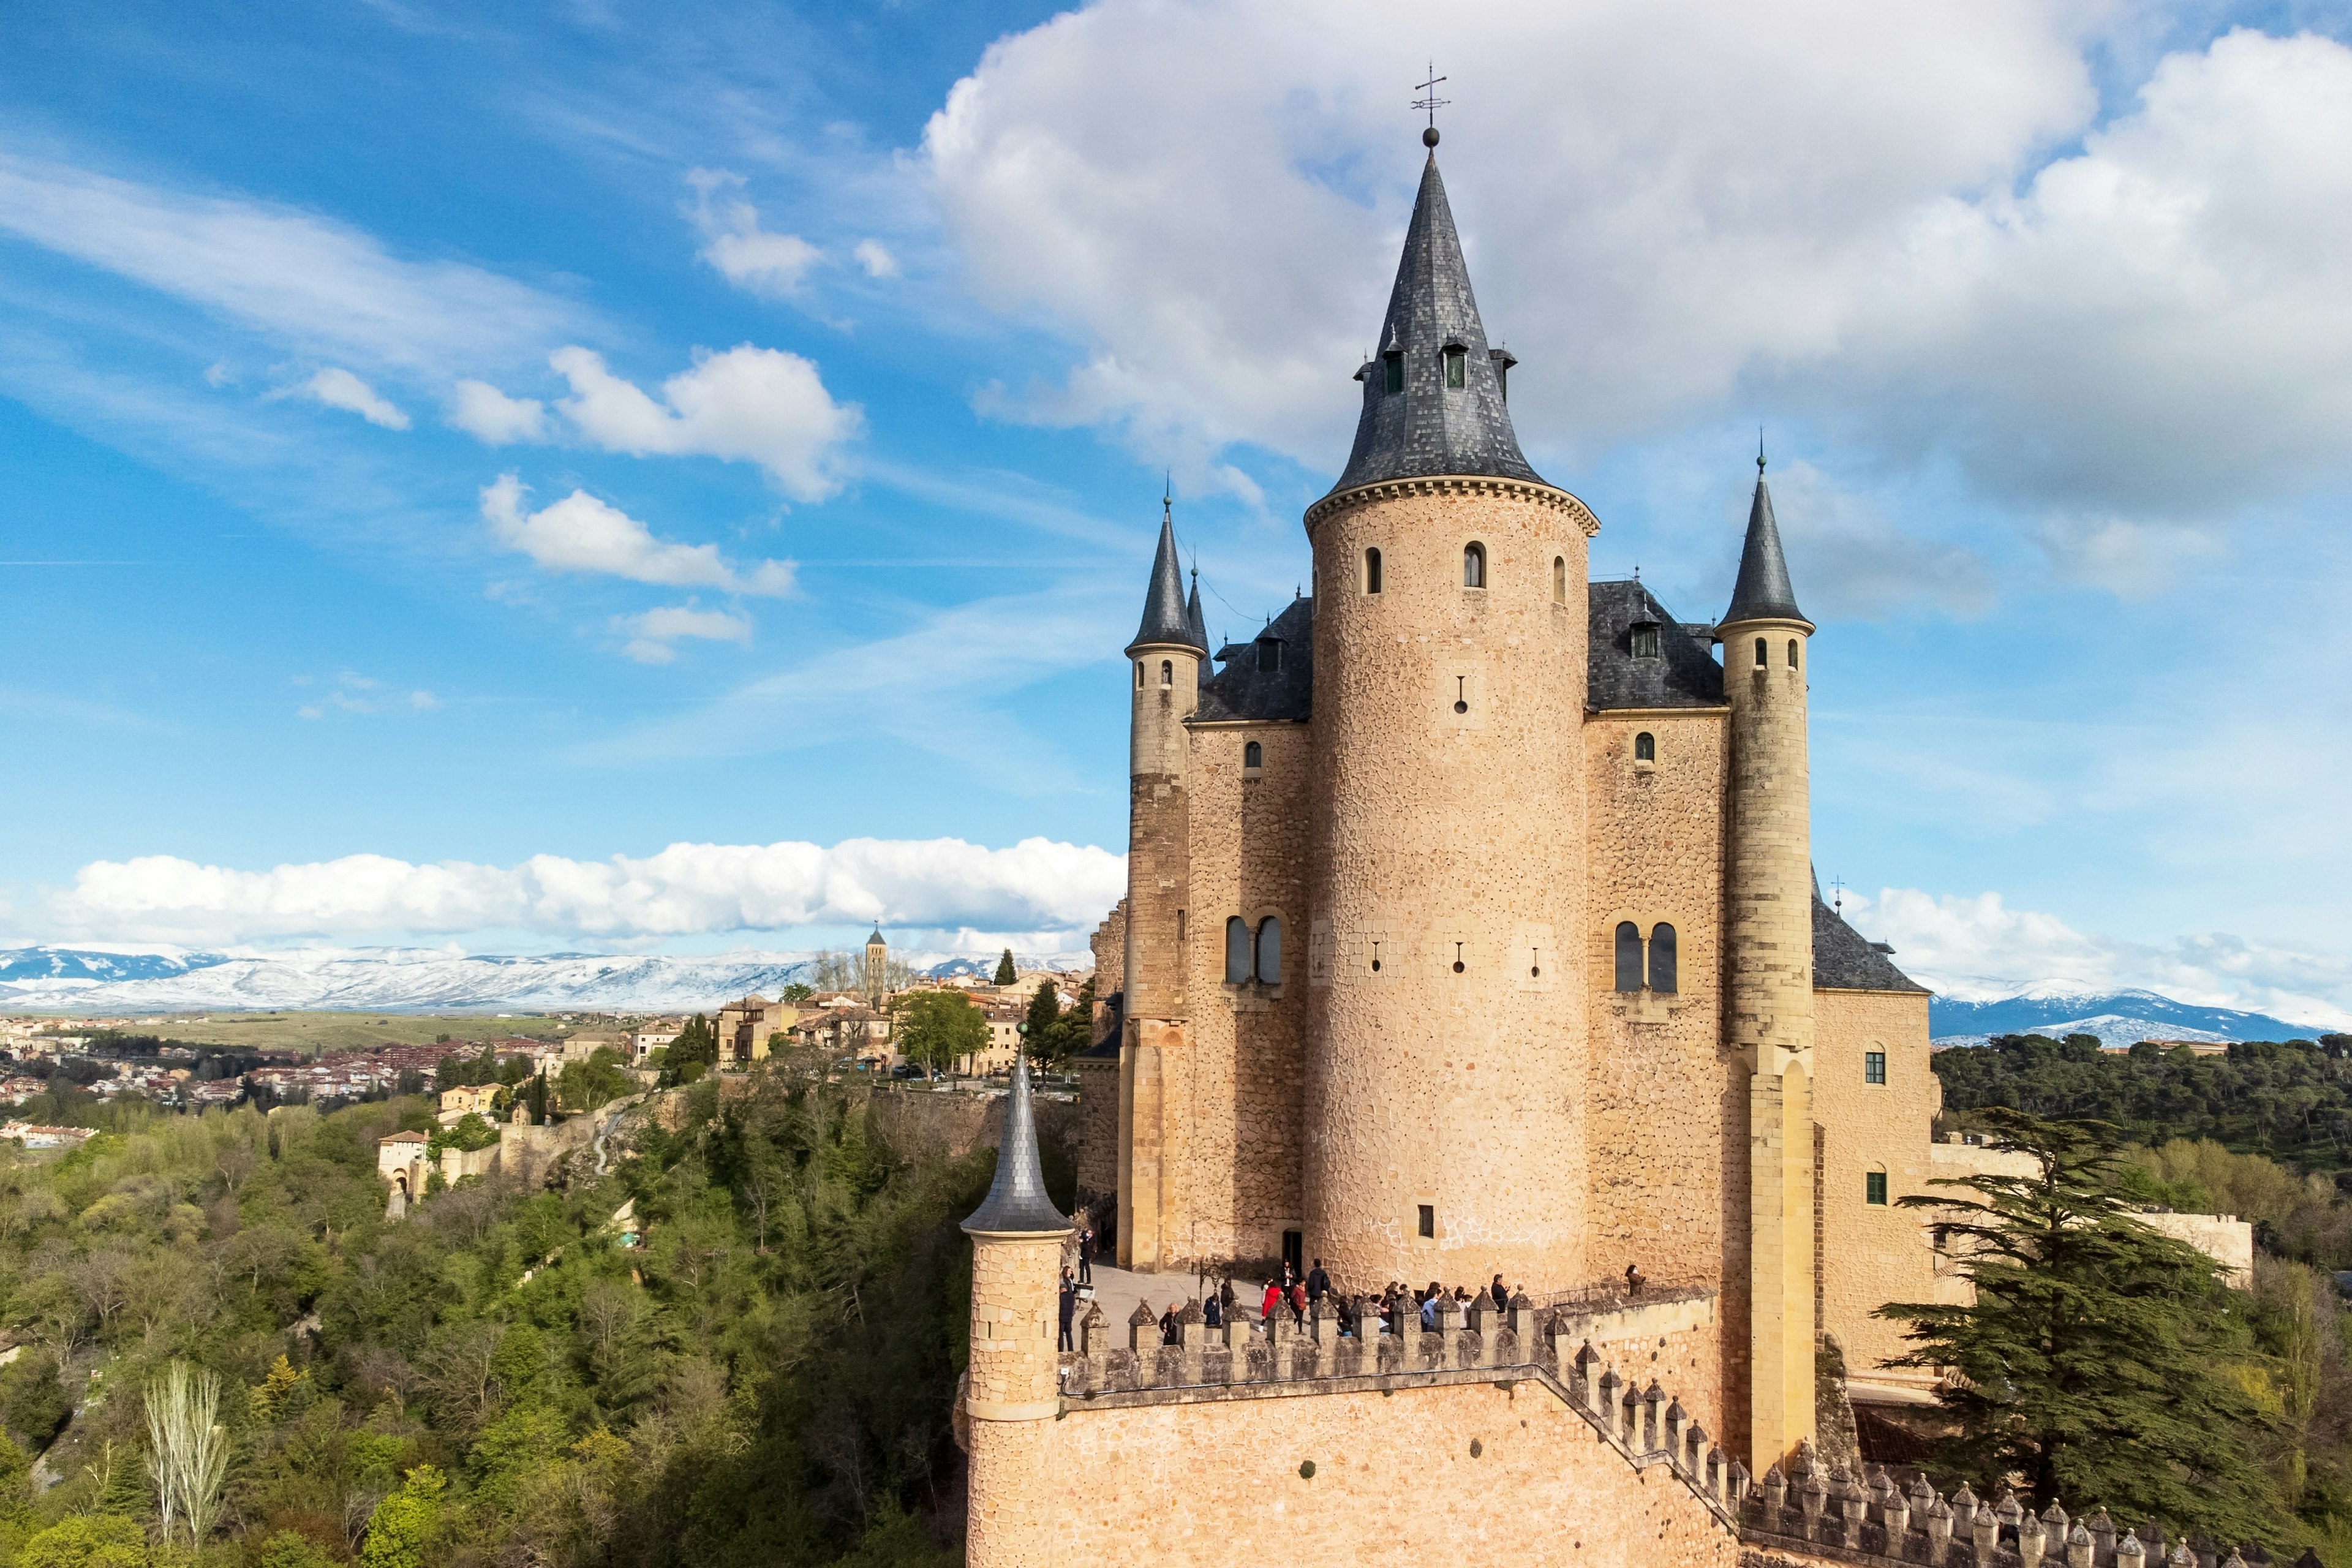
0,1055,1048,1565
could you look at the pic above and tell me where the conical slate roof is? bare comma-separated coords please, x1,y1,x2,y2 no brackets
1184,570,1209,655
962,1054,1071,1235
1128,510,1200,654
1722,463,1809,627
1329,154,1542,494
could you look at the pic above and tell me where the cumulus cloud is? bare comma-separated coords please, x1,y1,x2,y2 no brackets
447,379,551,444
923,6,2352,579
43,837,1128,944
549,344,859,500
1847,888,2352,1030
0,151,583,374
295,367,409,430
853,239,899,279
616,603,753,664
687,168,823,297
480,474,795,595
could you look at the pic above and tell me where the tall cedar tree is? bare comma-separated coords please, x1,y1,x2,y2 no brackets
1023,980,1060,1057
993,948,1016,986
1877,1109,2283,1543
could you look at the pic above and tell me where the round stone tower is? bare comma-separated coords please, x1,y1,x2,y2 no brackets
1301,147,1597,1293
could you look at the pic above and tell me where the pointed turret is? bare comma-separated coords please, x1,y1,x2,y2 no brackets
1128,508,1199,654
1184,568,1209,655
1329,153,1542,494
1723,451,1811,628
962,1054,1069,1234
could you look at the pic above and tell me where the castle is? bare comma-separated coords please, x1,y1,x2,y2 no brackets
960,137,2254,1567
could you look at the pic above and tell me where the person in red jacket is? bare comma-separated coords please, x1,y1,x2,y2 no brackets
1261,1279,1284,1323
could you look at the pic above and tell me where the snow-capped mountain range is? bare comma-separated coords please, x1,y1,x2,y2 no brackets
0,946,1087,1015
1927,988,2335,1049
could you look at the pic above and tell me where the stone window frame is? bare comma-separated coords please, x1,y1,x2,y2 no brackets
1864,1048,1887,1086
1864,1169,1890,1206
1461,540,1487,590
1598,904,1692,1022
1241,739,1264,777
1363,546,1384,595
1218,903,1288,1005
1632,730,1657,772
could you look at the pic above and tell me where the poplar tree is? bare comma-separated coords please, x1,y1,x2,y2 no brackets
1877,1109,2283,1544
993,948,1016,987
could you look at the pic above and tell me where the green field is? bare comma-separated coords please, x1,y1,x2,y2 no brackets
61,1009,569,1055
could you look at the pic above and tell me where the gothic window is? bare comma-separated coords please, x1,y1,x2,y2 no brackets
1443,345,1467,389
1787,639,1800,669
1160,659,1173,687
1255,917,1283,985
1634,731,1655,763
1225,918,1251,984
1865,1171,1889,1205
1613,922,1643,992
1382,352,1403,395
1553,556,1566,603
1753,637,1767,667
1463,542,1487,589
1865,1050,1887,1085
1365,548,1383,594
1257,638,1281,673
1648,924,1678,994
1631,622,1660,658
1243,741,1262,769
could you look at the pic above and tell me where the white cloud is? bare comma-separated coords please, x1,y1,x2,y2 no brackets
42,837,1128,944
615,603,753,664
480,474,795,595
293,672,439,720
853,239,899,279
549,344,859,500
686,168,823,297
1846,887,2352,1030
296,366,409,430
447,379,551,444
0,151,584,374
922,7,2352,576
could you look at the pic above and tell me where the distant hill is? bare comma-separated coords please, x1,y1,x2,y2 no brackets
1931,988,2337,1049
0,945,1088,1014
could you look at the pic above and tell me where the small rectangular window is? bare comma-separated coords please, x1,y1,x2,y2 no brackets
1382,353,1403,395
1444,348,1466,389
1630,624,1660,659
1256,639,1281,673
1417,1204,1434,1238
1865,1172,1888,1206
1864,1051,1886,1085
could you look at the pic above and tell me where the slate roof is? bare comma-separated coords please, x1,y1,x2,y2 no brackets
1077,990,1123,1060
1588,580,1726,711
962,1055,1071,1234
1328,155,1544,495
1722,467,1809,627
1130,511,1204,654
1813,895,1928,993
1185,571,1209,654
1194,597,1314,723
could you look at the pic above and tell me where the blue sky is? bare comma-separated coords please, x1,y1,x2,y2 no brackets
2,0,2350,1023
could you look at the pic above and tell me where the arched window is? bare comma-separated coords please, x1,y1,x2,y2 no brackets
1225,918,1251,984
1160,659,1173,687
1753,637,1767,667
1442,345,1467,389
1787,639,1800,669
1613,922,1643,992
1382,352,1403,395
1463,543,1486,589
1553,556,1566,603
1243,741,1262,769
1648,924,1678,994
1254,917,1283,985
1365,548,1382,594
1634,732,1655,763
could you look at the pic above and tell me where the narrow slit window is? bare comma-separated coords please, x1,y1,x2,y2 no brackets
1865,1172,1888,1206
1648,924,1678,994
1417,1204,1434,1238
1613,921,1643,992
1254,917,1282,985
1243,740,1262,769
1443,346,1466,389
1865,1050,1887,1085
1134,661,1144,689
1634,732,1655,763
1160,658,1173,687
1382,352,1403,395
1787,639,1800,669
1754,637,1768,667
1177,909,1186,946
1553,556,1566,603
1365,548,1383,594
1463,543,1486,589
1224,918,1251,984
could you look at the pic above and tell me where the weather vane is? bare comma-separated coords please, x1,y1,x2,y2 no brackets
1414,62,1450,147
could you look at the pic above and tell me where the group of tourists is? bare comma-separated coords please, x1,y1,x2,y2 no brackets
1094,1262,1540,1351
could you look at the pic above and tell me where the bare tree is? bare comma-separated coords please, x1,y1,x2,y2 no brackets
145,1360,229,1550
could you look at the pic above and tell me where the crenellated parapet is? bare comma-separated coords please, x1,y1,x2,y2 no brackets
1734,1444,2316,1568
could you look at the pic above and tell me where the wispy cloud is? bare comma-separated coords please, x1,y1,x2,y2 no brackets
292,367,410,430
686,168,822,298
615,603,753,664
293,671,439,720
480,473,795,595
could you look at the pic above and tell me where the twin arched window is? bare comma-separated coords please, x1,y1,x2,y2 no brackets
1612,922,1678,993
1463,543,1486,589
1226,916,1283,985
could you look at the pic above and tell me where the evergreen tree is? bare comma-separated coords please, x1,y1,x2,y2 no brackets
993,948,1016,986
1023,979,1061,1050
1878,1109,2283,1542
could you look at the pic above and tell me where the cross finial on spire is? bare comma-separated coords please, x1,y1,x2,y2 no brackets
1414,62,1450,148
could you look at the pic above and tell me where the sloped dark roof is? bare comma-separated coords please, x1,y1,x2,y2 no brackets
962,1055,1071,1234
1184,572,1210,654
1130,512,1203,654
1077,990,1123,1060
1722,470,1809,627
1194,597,1313,723
1588,581,1726,711
1327,156,1542,495
1813,897,1928,993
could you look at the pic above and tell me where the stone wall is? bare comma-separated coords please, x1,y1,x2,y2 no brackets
862,1085,1079,1167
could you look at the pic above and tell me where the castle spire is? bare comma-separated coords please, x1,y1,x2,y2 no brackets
962,1053,1069,1234
1722,451,1811,628
1184,567,1208,654
1128,504,1200,654
1328,148,1542,494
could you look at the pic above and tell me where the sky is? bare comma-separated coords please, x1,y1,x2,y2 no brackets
2,0,2350,1023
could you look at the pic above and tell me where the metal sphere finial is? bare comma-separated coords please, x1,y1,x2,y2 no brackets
1423,125,1440,148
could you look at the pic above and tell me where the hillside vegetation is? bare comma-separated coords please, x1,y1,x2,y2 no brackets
0,1067,1020,1566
